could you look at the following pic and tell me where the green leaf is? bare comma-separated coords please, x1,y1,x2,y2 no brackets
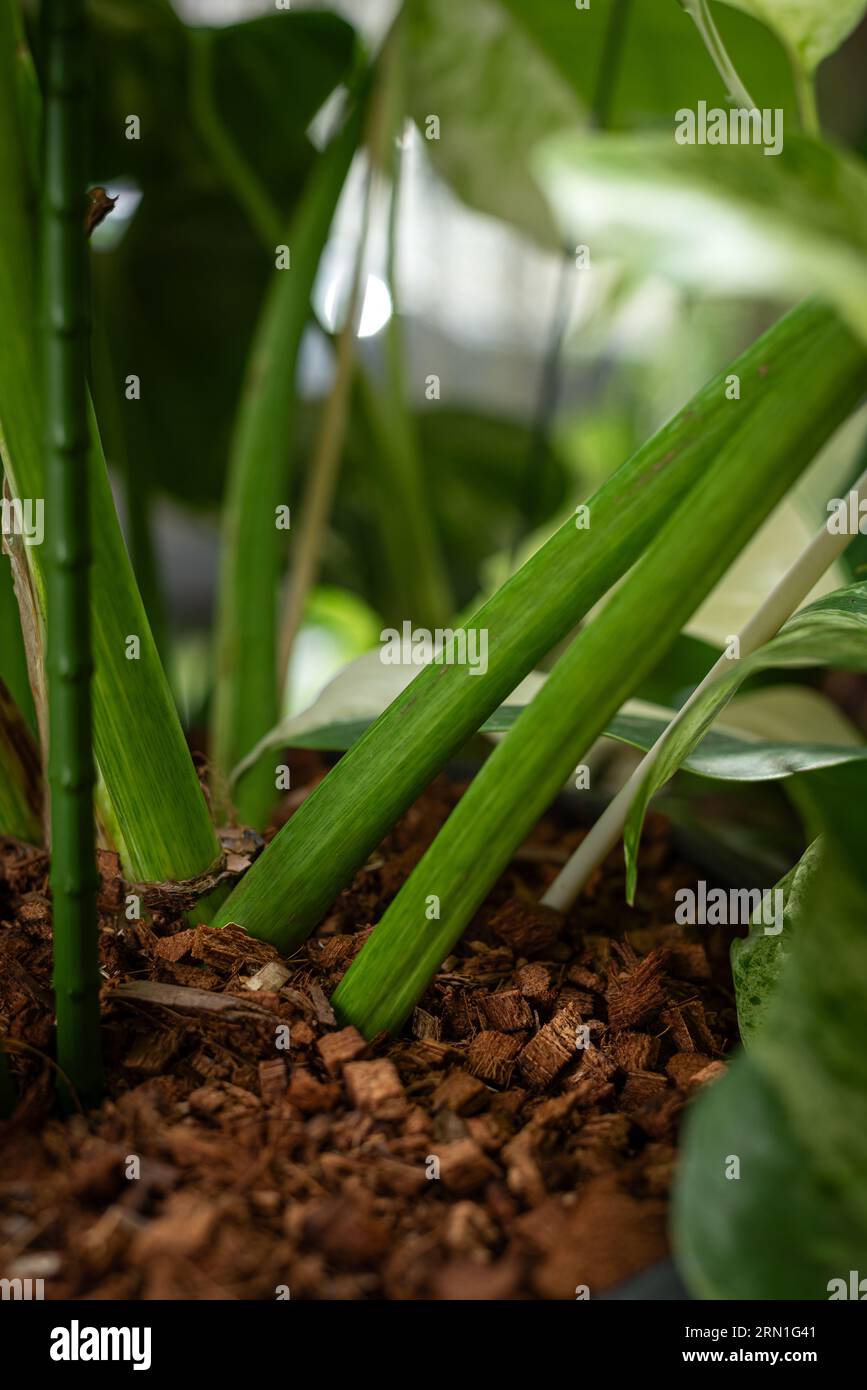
405,0,583,245
535,131,867,344
730,835,821,1046
214,301,859,951
0,5,219,884
0,676,41,842
405,0,797,243
624,582,867,901
673,764,867,1298
89,2,358,507
330,307,867,1038
0,548,35,731
238,648,867,797
210,97,365,830
715,0,867,74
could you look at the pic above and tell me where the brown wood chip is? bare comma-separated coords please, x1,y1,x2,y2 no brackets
467,1030,525,1087
488,898,564,956
344,1059,405,1116
606,947,668,1028
258,1058,288,1105
316,1026,367,1076
432,1068,489,1116
476,989,534,1032
518,1004,582,1090
436,1138,499,1195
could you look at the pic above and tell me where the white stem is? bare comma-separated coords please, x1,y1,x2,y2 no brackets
542,467,867,912
683,0,756,110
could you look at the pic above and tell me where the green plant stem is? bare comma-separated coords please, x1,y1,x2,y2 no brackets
42,0,103,1105
276,141,375,685
544,459,867,911
211,98,364,829
790,53,820,136
278,48,395,691
357,84,452,630
188,28,283,249
214,301,841,950
592,0,633,127
683,0,755,108
333,308,867,1037
0,4,220,887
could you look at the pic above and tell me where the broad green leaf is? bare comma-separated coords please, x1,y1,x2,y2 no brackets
89,2,357,506
716,0,867,73
238,646,867,793
624,583,867,900
405,0,796,244
673,765,867,1298
406,0,583,245
731,835,821,1046
535,132,867,344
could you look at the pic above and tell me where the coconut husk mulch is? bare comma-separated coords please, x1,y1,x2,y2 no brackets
0,763,736,1300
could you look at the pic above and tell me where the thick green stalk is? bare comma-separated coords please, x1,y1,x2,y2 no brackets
43,0,102,1102
214,300,840,948
334,309,867,1036
0,3,219,885
211,101,364,829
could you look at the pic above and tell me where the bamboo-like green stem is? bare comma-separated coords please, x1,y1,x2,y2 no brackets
42,0,103,1104
215,301,844,950
333,308,867,1037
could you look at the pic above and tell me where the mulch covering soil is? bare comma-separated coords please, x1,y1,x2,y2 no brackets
0,761,736,1299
